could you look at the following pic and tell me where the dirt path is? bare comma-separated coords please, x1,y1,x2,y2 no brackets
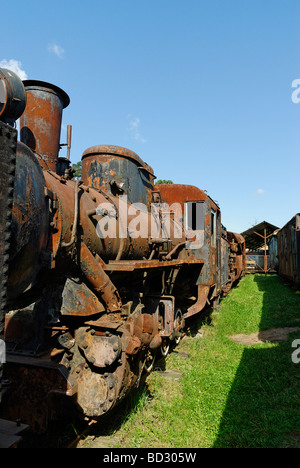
230,327,300,346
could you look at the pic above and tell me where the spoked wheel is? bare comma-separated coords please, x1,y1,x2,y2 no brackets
144,349,156,374
173,308,184,345
160,338,170,357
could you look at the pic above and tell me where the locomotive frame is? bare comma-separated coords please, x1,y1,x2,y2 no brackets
0,69,245,432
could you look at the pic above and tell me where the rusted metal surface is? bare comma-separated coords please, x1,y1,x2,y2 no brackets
61,278,106,317
76,326,122,368
0,68,246,433
277,214,300,286
73,365,117,417
0,69,26,125
221,225,230,289
156,184,220,267
227,231,246,283
185,285,210,318
7,142,49,302
20,80,70,172
104,258,204,271
79,242,123,313
82,145,155,206
156,184,222,315
0,122,17,403
43,169,185,264
1,357,69,433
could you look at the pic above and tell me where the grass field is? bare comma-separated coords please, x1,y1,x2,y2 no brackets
111,274,300,448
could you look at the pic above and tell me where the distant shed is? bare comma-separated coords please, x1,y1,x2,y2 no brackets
241,221,279,274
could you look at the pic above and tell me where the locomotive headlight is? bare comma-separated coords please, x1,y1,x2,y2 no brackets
0,68,26,124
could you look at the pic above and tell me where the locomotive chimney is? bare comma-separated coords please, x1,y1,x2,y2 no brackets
20,80,70,172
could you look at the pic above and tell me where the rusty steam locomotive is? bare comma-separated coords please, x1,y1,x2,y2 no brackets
0,68,245,432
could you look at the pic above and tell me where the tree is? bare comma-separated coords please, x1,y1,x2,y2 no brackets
72,161,82,179
155,179,173,185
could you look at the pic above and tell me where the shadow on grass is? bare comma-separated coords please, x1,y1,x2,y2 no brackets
213,274,300,448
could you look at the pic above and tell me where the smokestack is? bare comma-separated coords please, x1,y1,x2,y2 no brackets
20,80,70,172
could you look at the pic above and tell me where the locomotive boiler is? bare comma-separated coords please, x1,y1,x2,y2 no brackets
0,68,245,432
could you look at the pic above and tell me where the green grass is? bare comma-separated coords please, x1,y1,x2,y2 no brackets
115,274,300,448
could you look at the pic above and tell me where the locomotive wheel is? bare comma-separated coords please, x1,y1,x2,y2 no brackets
160,338,170,357
144,349,156,374
173,308,184,345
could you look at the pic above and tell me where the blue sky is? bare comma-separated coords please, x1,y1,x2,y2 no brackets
1,0,299,233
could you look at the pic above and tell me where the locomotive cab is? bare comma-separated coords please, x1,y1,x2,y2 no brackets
155,184,229,313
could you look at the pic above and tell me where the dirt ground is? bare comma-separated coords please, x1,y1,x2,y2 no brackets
230,327,300,346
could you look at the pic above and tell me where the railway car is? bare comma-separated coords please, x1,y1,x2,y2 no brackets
0,68,245,432
155,185,245,307
277,214,300,287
